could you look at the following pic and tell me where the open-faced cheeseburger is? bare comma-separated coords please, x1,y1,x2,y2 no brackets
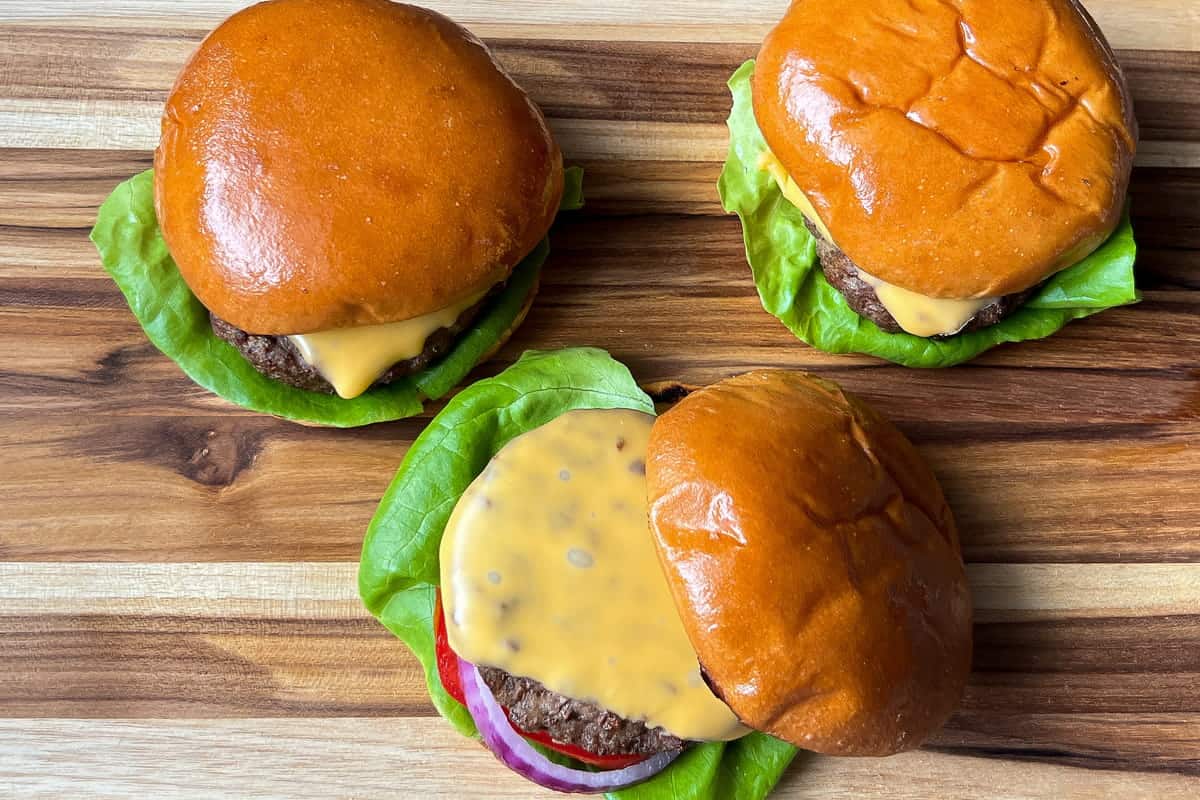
92,0,575,425
359,349,972,796
720,0,1139,367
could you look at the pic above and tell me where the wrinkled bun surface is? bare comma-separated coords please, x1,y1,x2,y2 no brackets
753,0,1136,299
155,0,563,334
646,371,972,755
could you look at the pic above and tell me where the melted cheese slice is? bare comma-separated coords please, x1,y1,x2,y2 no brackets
758,150,833,241
288,290,485,399
440,408,746,742
759,148,993,337
855,270,992,338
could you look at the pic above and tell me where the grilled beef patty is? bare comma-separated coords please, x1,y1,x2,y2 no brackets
209,290,495,394
804,219,1036,337
478,665,685,757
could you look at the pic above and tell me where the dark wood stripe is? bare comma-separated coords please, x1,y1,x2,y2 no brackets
971,617,1200,679
0,150,153,230
930,720,1200,777
0,615,425,717
1128,167,1200,290
0,277,125,309
4,615,1196,710
494,39,749,124
1118,50,1200,143
2,612,1197,776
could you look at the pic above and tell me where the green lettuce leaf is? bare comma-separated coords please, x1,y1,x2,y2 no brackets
717,60,1139,368
90,167,583,426
561,162,586,211
357,347,796,799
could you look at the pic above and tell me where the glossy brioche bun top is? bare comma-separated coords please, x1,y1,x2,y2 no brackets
752,0,1136,299
646,371,972,755
155,0,563,335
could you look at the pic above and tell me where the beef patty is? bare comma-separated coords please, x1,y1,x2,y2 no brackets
479,665,685,757
804,219,1036,337
209,290,496,394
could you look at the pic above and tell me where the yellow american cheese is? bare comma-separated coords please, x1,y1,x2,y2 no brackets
288,290,485,399
759,149,992,337
440,408,746,742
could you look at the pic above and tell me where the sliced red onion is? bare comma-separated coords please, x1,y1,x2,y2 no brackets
457,657,680,793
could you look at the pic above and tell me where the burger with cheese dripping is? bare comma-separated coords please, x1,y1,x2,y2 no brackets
92,0,577,426
720,0,1140,367
359,348,973,796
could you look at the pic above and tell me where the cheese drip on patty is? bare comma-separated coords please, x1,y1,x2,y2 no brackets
758,150,993,337
288,290,486,399
440,408,746,742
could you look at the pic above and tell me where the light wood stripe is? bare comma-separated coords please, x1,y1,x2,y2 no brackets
0,718,1195,799
0,98,160,150
0,19,785,43
3,0,801,24
1,106,1196,168
2,562,1198,619
0,563,364,618
969,564,1200,620
3,0,1197,50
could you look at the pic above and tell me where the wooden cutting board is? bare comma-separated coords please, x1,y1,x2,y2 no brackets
1,1,1197,797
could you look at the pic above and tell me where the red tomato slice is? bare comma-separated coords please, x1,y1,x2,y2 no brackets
433,591,650,770
512,726,651,770
434,591,468,705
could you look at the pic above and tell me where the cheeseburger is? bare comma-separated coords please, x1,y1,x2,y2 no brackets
153,0,563,402
361,350,972,795
723,0,1138,363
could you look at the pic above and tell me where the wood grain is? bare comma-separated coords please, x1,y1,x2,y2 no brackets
3,719,1196,800
2,562,1199,780
3,0,1197,49
1,31,1197,162
2,413,1197,562
3,562,1198,618
2,33,1197,136
1,0,1198,797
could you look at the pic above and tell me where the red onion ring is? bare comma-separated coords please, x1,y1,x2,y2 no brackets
457,656,680,793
